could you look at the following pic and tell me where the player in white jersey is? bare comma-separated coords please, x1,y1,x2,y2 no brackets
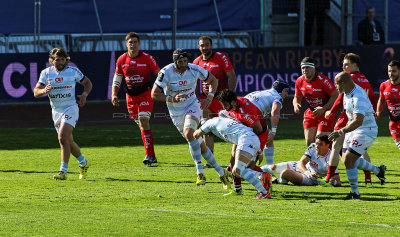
245,80,289,164
194,117,272,199
329,72,386,200
34,48,92,180
151,49,230,188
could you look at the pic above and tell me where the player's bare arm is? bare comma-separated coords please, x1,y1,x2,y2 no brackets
293,95,302,114
111,73,123,107
33,83,52,98
226,69,237,91
329,113,364,141
375,97,386,119
77,77,92,107
201,73,218,109
267,102,282,143
298,155,319,178
251,121,263,135
313,90,339,117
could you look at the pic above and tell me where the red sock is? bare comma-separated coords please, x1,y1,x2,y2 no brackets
364,170,372,183
325,165,337,182
252,166,263,172
141,129,155,157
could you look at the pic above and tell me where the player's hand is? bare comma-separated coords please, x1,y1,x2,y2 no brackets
256,150,263,165
111,96,119,107
328,130,340,141
312,106,325,117
325,110,332,119
200,98,212,110
174,93,187,103
293,103,301,114
328,177,341,187
374,112,380,120
44,83,52,94
77,94,87,107
266,133,275,144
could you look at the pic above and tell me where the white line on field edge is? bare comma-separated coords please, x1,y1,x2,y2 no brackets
146,208,400,229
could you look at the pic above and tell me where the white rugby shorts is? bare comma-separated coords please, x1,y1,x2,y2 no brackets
52,105,79,133
236,133,260,159
287,161,318,186
343,131,375,156
170,100,202,138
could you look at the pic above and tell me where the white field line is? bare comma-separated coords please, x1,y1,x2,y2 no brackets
146,208,400,229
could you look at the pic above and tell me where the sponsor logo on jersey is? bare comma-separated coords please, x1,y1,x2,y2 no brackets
178,80,188,86
306,85,312,88
384,92,391,96
312,88,322,92
140,101,150,106
55,77,63,83
52,85,72,90
310,160,319,168
210,65,219,68
122,64,129,68
323,79,333,88
126,75,144,84
130,61,136,64
392,88,398,92
137,64,147,67
49,93,71,99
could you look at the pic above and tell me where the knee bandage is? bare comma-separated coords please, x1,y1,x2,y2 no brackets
138,111,151,119
233,160,248,177
184,118,198,130
397,141,400,150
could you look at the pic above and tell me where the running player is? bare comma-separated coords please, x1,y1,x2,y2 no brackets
34,47,92,180
293,57,338,146
151,49,230,188
112,32,159,165
193,36,237,153
324,53,377,186
328,72,386,200
376,60,400,152
193,117,272,199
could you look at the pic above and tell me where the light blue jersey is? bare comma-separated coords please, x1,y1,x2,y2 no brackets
38,65,85,110
155,63,209,115
245,88,283,116
303,143,336,176
200,117,258,145
343,84,378,138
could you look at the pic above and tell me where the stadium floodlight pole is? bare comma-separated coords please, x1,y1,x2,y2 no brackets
172,0,177,49
298,0,305,46
213,0,225,48
92,0,106,51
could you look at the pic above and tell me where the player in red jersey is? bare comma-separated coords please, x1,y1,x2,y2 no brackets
193,36,237,153
376,60,400,152
217,89,270,195
293,57,338,146
111,32,160,166
324,53,377,186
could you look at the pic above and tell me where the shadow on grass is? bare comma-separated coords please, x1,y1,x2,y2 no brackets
0,169,51,174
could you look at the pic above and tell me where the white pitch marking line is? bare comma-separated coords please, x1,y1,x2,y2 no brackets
146,208,400,229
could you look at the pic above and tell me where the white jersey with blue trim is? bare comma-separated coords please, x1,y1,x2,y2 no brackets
38,65,85,110
200,117,257,145
303,143,335,176
343,84,378,138
155,63,209,114
244,88,283,116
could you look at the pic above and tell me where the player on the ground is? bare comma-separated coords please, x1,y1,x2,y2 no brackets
193,36,237,154
111,32,159,166
34,47,92,180
151,48,230,188
376,60,400,152
324,53,377,187
328,72,386,200
262,135,342,186
245,80,290,165
293,57,338,146
193,117,272,199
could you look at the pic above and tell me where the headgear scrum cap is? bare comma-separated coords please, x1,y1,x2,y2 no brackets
173,48,188,62
300,57,315,69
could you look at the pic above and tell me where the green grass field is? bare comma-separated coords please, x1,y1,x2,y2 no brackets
0,119,399,236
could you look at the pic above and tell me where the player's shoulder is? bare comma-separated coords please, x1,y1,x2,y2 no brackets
316,72,330,80
381,79,391,87
161,63,175,72
65,65,82,73
188,63,204,71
